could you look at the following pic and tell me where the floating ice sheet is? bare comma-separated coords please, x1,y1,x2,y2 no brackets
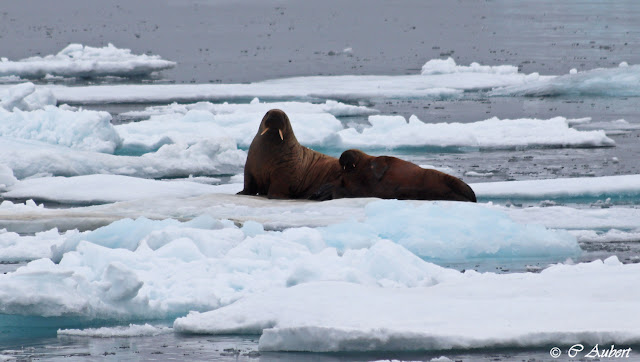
0,137,245,180
0,105,121,153
57,324,172,338
490,63,640,97
174,257,640,352
334,115,614,150
12,58,547,104
473,174,640,201
0,82,56,111
2,175,640,234
0,44,175,79
0,200,578,324
119,98,378,119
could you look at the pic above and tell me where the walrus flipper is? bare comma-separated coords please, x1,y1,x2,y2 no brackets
308,183,336,201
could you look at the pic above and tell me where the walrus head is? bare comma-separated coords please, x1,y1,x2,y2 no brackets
339,149,388,180
259,109,291,142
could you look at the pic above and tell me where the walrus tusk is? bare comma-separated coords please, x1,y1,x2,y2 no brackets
260,128,269,136
279,129,284,140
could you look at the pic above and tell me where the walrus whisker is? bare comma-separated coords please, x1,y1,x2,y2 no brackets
260,128,270,136
279,129,284,140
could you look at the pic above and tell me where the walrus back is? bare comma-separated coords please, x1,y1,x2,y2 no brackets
444,174,477,202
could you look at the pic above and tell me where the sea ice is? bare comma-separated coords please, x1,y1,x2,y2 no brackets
421,57,519,75
118,98,378,119
0,137,246,179
0,200,579,322
0,44,175,79
57,323,172,338
16,58,549,104
473,174,640,201
0,82,56,111
0,104,121,154
490,63,640,97
174,257,640,352
334,115,614,150
2,174,231,205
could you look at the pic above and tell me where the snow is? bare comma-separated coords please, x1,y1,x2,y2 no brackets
0,164,17,189
473,174,640,201
57,324,172,338
0,199,580,322
174,257,640,352
0,137,246,179
1,174,233,204
119,98,379,119
2,174,640,234
320,200,579,261
421,57,519,75
490,63,640,97
0,105,121,154
13,58,552,104
569,229,640,243
334,115,614,150
115,108,343,153
0,82,56,111
0,44,175,79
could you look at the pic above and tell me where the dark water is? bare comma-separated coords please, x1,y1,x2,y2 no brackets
2,0,640,360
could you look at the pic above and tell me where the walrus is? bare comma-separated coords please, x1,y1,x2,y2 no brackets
312,149,476,202
238,109,342,199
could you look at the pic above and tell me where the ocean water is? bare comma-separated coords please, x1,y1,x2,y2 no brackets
1,0,640,360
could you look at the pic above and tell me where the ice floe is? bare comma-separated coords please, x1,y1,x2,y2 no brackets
1,174,233,205
0,82,56,111
0,105,121,154
0,200,579,323
0,44,175,79
174,257,640,352
2,174,640,234
57,323,172,338
490,63,640,97
19,58,548,104
0,137,245,180
119,98,378,119
421,57,519,75
334,115,614,150
473,174,640,201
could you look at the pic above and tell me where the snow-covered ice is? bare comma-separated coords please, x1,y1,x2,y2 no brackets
421,57,519,75
490,63,640,97
0,105,121,153
0,44,175,79
2,174,640,234
57,324,172,338
0,82,56,111
473,174,640,201
174,257,640,352
0,199,580,325
1,174,233,205
11,58,550,104
335,115,614,150
0,137,245,179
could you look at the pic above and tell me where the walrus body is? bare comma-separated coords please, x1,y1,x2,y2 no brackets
314,149,476,202
238,109,341,199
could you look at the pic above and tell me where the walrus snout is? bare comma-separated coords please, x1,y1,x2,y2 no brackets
261,109,288,141
339,149,362,171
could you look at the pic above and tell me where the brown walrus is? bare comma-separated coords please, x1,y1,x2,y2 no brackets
312,149,476,202
238,109,341,199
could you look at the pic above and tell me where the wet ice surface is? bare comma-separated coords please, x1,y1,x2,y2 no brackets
2,0,640,360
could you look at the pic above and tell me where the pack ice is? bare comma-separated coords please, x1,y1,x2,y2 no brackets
0,44,175,79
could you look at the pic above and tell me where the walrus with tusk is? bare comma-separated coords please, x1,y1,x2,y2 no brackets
238,109,342,199
311,149,477,202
